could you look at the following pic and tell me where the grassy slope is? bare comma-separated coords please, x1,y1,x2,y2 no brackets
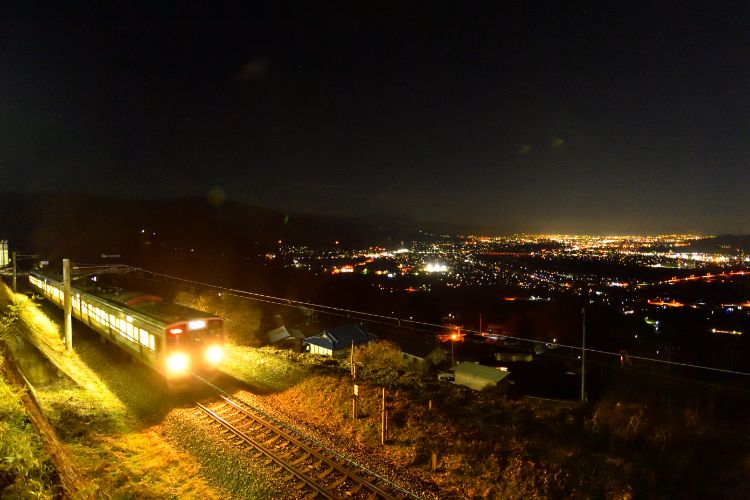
0,354,57,498
0,283,222,498
223,345,750,499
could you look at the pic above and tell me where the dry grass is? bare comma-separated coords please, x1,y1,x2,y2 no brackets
1,282,223,497
220,346,750,499
69,430,220,498
0,356,57,497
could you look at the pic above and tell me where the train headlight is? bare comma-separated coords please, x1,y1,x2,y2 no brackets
188,320,206,330
206,345,224,364
166,352,190,374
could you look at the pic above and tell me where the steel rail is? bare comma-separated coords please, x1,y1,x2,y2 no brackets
196,401,336,499
198,396,401,499
190,374,418,499
218,396,398,500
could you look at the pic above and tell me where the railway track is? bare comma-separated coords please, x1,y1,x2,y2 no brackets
196,395,416,499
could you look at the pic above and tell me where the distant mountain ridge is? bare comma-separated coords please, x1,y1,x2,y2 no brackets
5,192,738,263
686,234,750,254
0,192,431,260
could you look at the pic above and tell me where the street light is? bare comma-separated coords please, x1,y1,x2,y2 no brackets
450,331,460,368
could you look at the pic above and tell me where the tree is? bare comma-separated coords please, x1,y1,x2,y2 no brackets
0,297,25,341
354,340,401,370
174,290,264,345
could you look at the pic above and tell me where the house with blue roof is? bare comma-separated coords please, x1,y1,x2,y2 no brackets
303,324,376,357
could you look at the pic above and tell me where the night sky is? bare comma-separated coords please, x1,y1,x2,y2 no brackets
3,3,750,234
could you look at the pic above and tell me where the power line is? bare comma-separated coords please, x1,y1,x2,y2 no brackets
127,266,750,378
128,273,452,338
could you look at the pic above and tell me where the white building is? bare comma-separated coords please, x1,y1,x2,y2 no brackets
454,362,511,391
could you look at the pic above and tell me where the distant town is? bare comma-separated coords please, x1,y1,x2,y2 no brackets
272,233,747,305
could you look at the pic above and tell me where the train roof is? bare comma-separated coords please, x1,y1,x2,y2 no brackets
95,289,214,325
30,270,219,326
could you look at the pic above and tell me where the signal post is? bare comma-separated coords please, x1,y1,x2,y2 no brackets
63,259,72,353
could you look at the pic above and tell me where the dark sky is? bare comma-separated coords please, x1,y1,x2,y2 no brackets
3,2,750,234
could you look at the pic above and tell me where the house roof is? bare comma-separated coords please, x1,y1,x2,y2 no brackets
399,337,444,359
455,361,511,383
304,324,375,351
268,326,306,344
287,327,305,339
267,326,291,344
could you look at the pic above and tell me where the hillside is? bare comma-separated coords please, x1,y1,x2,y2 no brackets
0,192,425,261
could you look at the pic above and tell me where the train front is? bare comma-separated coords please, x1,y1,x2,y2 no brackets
162,318,225,382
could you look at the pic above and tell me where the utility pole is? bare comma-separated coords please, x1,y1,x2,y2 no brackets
450,330,460,368
479,313,483,335
11,251,17,292
581,306,586,403
351,341,358,419
63,259,72,354
381,388,387,445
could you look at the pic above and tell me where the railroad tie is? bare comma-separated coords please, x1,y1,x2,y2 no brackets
317,467,334,479
347,484,363,496
291,452,310,465
330,473,349,489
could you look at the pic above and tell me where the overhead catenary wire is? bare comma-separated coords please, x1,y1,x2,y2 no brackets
129,273,454,338
127,266,750,378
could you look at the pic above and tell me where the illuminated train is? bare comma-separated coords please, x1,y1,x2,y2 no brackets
28,271,225,385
